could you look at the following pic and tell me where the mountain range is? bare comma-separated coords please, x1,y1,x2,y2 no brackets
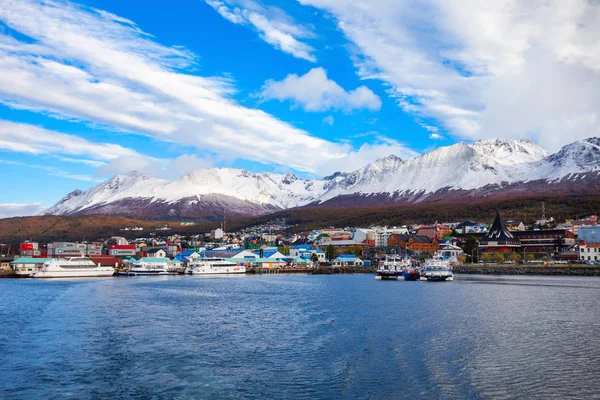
43,138,600,220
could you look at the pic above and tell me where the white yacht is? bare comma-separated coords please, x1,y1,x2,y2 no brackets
32,257,115,278
420,256,454,282
187,258,245,275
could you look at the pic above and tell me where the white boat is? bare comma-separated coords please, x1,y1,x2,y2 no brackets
32,257,114,278
187,258,246,275
420,256,454,281
127,257,175,276
375,256,410,280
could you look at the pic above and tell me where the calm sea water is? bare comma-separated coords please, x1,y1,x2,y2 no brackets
1,274,600,399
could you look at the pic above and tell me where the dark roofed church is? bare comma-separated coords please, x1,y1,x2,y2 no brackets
479,212,521,253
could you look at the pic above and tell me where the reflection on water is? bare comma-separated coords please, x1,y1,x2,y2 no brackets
1,274,599,399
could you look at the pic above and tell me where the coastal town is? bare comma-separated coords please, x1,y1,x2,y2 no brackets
3,208,600,278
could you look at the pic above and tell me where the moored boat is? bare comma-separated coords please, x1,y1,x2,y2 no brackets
127,257,173,276
403,267,420,281
376,256,410,280
32,257,115,278
421,256,454,281
188,258,245,275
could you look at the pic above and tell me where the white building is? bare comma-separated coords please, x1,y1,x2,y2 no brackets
373,227,410,247
437,244,465,264
210,228,224,240
331,255,364,267
146,248,167,258
579,242,600,262
352,228,374,244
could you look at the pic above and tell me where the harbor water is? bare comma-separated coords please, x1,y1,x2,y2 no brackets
1,274,599,399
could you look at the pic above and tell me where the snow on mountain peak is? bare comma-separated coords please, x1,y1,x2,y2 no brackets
44,137,600,216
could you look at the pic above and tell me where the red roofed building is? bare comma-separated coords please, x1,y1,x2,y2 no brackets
579,242,600,262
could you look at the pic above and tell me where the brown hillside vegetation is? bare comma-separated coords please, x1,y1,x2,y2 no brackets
1,195,598,244
0,215,220,244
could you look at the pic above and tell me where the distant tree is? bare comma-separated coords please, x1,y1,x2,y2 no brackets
525,253,535,261
349,246,363,256
482,253,493,263
278,246,290,256
507,252,521,263
311,253,319,265
462,236,479,263
493,253,505,264
325,245,337,261
457,255,467,264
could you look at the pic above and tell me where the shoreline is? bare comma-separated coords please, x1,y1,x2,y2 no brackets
453,264,600,276
4,265,600,278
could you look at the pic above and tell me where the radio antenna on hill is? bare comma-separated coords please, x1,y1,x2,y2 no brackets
542,201,546,221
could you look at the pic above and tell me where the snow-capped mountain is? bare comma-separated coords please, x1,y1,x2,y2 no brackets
43,138,600,219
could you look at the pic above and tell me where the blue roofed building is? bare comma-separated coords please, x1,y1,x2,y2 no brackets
331,254,364,267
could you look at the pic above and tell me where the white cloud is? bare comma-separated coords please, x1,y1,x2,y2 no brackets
315,139,418,175
260,67,381,112
299,0,600,151
0,0,362,174
0,203,47,218
429,133,444,140
96,154,215,179
323,115,334,125
205,0,316,62
0,120,140,161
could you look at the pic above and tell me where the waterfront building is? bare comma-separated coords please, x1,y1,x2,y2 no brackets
0,256,14,269
10,257,54,276
437,244,465,264
387,234,439,254
331,254,364,267
513,229,576,255
289,245,326,262
579,242,600,262
478,212,521,253
578,225,600,244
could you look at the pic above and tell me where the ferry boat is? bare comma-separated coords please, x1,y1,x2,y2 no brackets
32,257,115,278
420,256,454,282
186,258,245,275
127,257,175,276
375,256,410,280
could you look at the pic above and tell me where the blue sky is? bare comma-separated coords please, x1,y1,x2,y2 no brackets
0,0,599,217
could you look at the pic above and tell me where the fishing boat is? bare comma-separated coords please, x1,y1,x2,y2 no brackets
420,256,454,281
32,257,114,278
403,266,420,281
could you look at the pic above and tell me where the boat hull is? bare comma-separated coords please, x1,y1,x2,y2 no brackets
403,270,420,281
128,270,171,276
375,272,400,280
424,273,454,282
32,268,115,278
191,268,246,275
